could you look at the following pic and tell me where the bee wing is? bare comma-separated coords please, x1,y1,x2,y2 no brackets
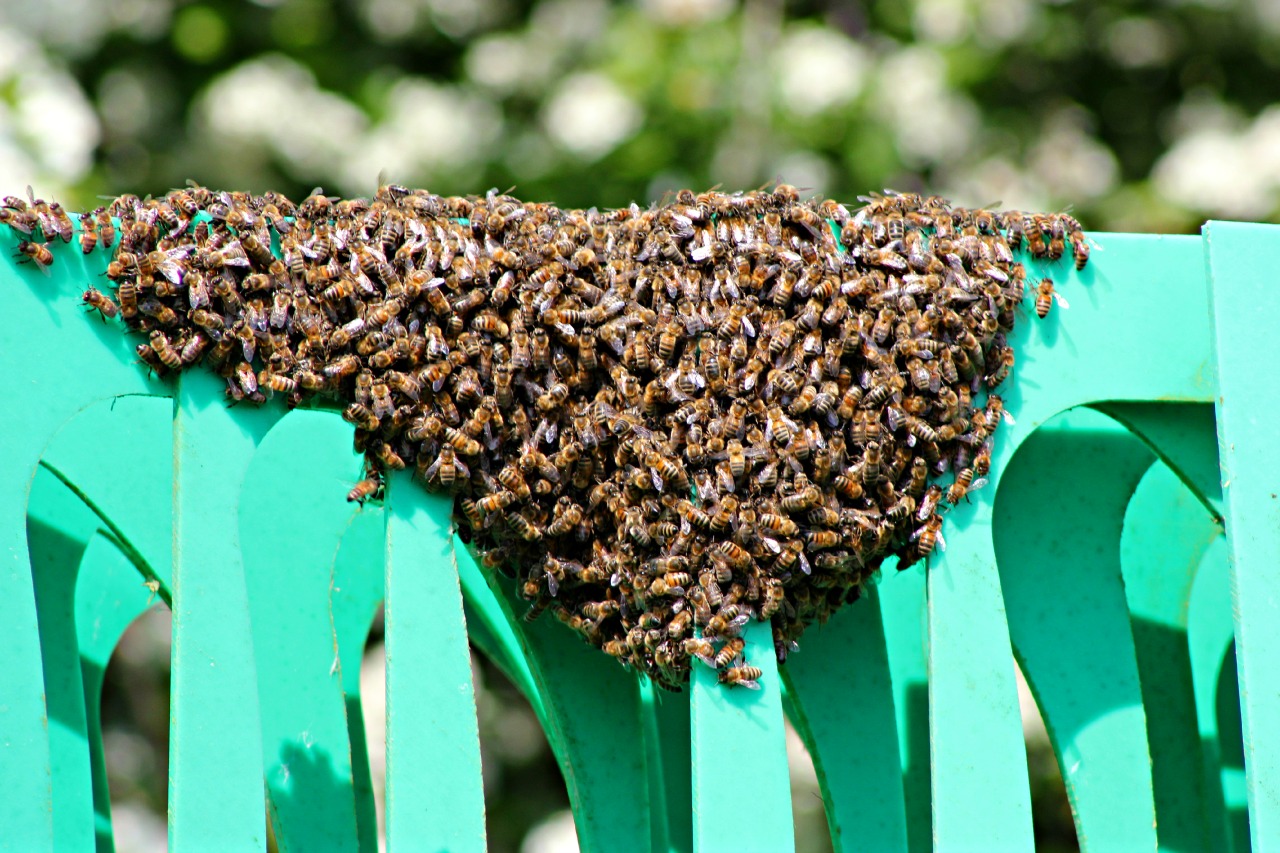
158,261,185,285
422,455,443,481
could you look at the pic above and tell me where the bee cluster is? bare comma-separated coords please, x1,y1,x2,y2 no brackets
3,183,1086,690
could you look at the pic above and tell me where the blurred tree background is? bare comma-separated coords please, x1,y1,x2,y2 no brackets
6,0,1273,849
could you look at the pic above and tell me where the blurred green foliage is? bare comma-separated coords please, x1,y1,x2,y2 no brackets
7,0,1280,236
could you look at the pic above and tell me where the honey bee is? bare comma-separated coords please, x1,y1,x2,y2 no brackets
707,637,743,669
181,331,210,364
15,240,53,271
985,348,1015,388
705,603,748,639
761,578,785,619
913,514,945,558
806,530,841,550
974,443,992,478
945,467,987,505
530,328,551,370
648,571,690,597
423,445,469,487
135,343,167,375
683,637,717,666
708,495,738,533
719,664,763,689
0,206,37,235
347,476,383,505
537,381,570,412
507,510,543,542
1025,215,1046,257
148,330,182,370
82,287,119,319
471,311,509,338
477,490,517,515
259,370,296,394
645,451,689,492
77,212,99,254
47,201,73,243
1034,278,1068,318
656,321,681,365
370,382,395,419
675,498,712,530
1064,216,1090,270
343,402,381,432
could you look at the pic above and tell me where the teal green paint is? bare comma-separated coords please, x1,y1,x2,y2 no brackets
783,584,909,852
1205,220,1280,849
1122,461,1230,852
470,549,652,852
27,499,96,851
926,494,1034,851
31,395,174,852
240,410,365,851
454,543,543,717
75,533,156,853
0,218,158,853
1188,538,1248,853
330,508,389,853
644,681,692,853
170,369,276,850
691,619,793,852
877,566,931,853
995,412,1159,850
1094,402,1223,522
383,472,487,851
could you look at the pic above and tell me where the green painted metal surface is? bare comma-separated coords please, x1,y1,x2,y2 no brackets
27,483,97,852
1204,219,1280,850
1094,402,1223,520
783,584,909,852
0,222,159,852
1121,459,1230,852
383,471,487,851
643,681,692,853
926,496,1034,851
996,410,1158,850
74,532,159,853
461,543,654,852
329,508,388,853
877,564,931,853
1187,537,1249,853
170,369,277,850
691,619,793,852
240,410,366,851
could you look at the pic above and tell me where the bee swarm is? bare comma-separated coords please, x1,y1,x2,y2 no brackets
4,184,1087,690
